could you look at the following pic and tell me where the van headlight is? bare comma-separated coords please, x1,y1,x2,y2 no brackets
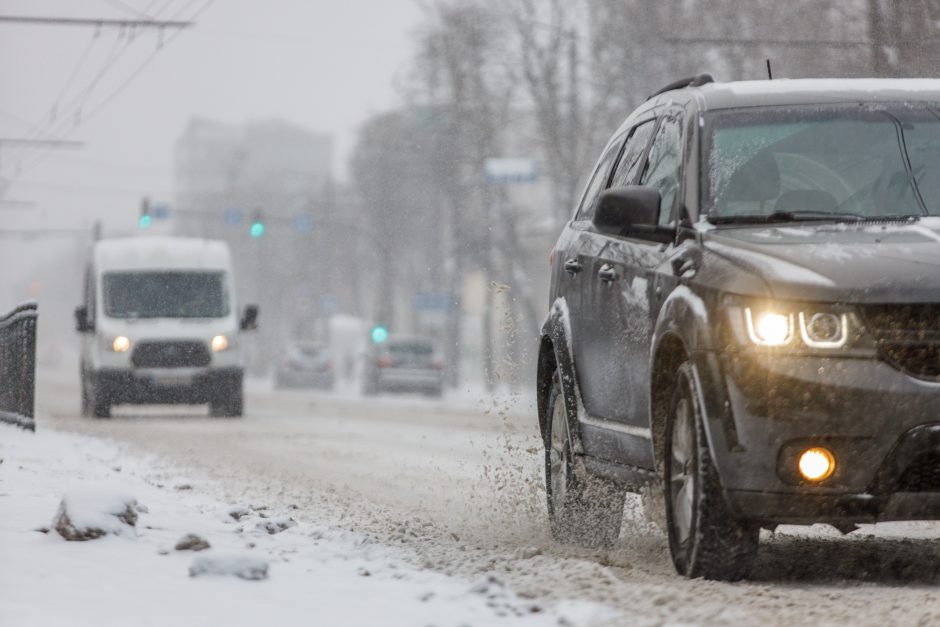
731,299,856,350
112,336,131,352
210,334,229,352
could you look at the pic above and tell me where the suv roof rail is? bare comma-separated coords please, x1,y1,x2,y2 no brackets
647,74,715,100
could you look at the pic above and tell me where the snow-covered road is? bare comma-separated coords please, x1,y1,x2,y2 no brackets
24,370,940,625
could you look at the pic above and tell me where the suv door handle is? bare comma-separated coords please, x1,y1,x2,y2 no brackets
563,259,583,275
597,264,619,283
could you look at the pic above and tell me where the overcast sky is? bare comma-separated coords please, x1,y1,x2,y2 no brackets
0,0,422,234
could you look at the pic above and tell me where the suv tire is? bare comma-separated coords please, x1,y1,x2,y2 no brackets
665,362,759,580
545,371,625,548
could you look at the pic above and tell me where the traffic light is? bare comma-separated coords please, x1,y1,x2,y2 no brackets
139,197,152,229
370,325,388,344
249,210,265,238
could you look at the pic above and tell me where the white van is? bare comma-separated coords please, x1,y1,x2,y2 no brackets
75,236,257,418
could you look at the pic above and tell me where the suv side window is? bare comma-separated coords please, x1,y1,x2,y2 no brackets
610,119,656,188
640,114,683,225
575,135,625,221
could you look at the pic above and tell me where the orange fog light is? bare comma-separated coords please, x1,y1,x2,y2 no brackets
798,447,835,481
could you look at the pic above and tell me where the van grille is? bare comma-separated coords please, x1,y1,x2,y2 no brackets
860,304,940,381
131,341,210,368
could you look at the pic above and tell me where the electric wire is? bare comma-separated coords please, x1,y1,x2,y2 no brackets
12,0,214,178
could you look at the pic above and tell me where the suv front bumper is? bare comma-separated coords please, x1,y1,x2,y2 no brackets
698,349,940,523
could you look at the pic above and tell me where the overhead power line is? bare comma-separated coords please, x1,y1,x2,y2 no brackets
0,15,192,29
3,0,215,180
0,138,85,148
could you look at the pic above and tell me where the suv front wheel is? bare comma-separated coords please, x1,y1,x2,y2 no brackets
665,362,759,580
545,371,625,548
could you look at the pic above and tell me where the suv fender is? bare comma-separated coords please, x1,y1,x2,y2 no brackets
537,298,584,456
650,285,735,481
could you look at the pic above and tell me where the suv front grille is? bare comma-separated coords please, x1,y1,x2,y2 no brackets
131,341,210,368
897,453,940,492
860,304,940,381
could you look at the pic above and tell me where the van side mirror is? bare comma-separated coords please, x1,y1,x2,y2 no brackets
593,185,662,235
74,306,92,333
240,304,259,331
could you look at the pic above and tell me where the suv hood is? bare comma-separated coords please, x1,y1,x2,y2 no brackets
703,217,940,303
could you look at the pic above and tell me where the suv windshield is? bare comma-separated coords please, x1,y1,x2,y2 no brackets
703,103,940,222
103,271,228,319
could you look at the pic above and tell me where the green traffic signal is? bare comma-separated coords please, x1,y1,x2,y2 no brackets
139,214,152,229
370,325,388,343
249,220,265,238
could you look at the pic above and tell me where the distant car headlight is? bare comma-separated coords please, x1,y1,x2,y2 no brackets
211,334,229,352
112,336,131,352
744,308,792,346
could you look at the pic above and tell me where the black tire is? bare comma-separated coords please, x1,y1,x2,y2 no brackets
210,377,243,417
545,371,625,548
80,369,92,417
209,388,245,418
92,389,111,419
664,362,759,581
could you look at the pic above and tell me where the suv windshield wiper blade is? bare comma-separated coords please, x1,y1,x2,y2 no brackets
708,210,866,224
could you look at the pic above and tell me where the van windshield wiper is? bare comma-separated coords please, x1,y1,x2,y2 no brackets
708,210,867,224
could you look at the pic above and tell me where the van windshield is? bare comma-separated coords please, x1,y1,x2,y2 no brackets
703,103,940,222
103,271,229,319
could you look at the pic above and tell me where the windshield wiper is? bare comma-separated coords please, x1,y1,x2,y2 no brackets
708,210,867,225
709,211,924,225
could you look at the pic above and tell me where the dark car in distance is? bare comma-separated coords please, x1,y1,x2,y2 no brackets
274,341,334,390
362,335,444,397
537,76,940,580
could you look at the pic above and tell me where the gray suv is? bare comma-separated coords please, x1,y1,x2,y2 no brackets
537,76,940,580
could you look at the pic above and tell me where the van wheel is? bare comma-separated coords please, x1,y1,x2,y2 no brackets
545,371,624,548
210,389,243,417
80,369,92,417
92,392,111,419
665,362,759,581
82,370,110,418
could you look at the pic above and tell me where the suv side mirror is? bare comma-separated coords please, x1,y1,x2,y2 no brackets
74,306,92,333
240,304,259,331
593,186,662,235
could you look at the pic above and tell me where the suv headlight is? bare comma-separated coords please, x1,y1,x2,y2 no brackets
728,297,862,351
744,309,793,346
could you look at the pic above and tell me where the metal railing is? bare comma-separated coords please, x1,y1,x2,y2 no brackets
0,302,37,431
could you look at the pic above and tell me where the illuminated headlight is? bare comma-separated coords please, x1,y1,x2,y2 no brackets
112,336,131,352
210,334,229,352
799,312,847,348
739,303,853,349
744,308,792,346
798,447,835,481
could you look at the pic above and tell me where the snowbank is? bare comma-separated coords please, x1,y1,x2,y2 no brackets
0,425,614,627
51,488,138,540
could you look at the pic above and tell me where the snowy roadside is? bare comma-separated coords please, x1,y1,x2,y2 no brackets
0,425,616,627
